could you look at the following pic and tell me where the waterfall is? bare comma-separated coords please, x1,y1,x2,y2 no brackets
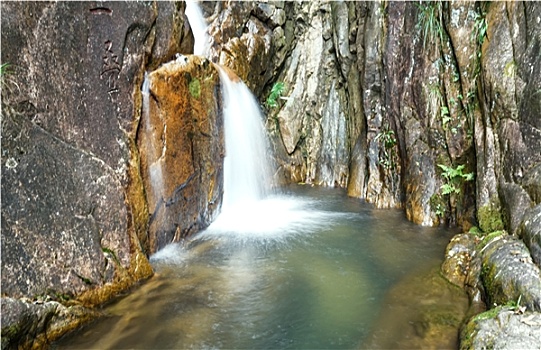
185,0,210,56
217,68,275,212
184,0,274,212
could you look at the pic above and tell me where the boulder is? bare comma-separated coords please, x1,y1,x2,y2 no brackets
441,234,477,289
461,309,541,350
519,205,541,267
480,236,541,311
138,56,224,253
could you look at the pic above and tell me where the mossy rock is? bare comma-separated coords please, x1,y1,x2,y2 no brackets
478,203,504,233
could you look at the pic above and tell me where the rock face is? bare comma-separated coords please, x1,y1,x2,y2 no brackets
138,56,224,254
0,1,200,347
480,236,541,311
203,1,540,230
461,309,541,350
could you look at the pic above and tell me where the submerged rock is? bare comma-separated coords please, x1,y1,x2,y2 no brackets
364,266,469,349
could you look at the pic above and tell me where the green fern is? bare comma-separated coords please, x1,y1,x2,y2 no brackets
437,164,474,196
266,82,286,108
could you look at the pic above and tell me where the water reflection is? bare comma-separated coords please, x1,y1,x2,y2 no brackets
54,186,465,349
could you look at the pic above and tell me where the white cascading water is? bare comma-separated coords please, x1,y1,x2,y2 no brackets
185,0,210,56
217,67,275,212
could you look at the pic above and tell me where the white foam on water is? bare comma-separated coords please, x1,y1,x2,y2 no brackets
199,195,340,242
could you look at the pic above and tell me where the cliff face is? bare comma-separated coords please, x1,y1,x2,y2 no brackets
0,1,221,347
138,56,224,254
203,1,540,230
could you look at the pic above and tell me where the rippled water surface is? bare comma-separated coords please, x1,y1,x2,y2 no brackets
55,185,465,349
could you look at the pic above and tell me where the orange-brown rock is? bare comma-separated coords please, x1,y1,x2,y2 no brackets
138,56,224,253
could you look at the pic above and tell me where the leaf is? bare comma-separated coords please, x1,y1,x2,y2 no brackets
463,172,474,181
441,184,457,195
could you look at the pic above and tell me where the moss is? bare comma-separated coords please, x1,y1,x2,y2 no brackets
476,230,506,250
430,193,446,217
188,78,201,99
478,203,504,233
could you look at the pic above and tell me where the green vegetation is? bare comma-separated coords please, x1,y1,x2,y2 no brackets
417,1,443,49
102,247,121,266
0,62,10,79
478,202,504,233
1,62,17,94
476,230,506,250
473,295,524,322
266,81,286,108
428,84,453,131
437,164,474,195
188,78,201,99
468,226,482,236
375,127,397,170
430,193,446,218
472,8,488,48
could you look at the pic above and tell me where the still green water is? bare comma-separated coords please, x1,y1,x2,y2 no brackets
55,185,467,349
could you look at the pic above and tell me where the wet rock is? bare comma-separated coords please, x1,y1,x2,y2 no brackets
138,56,224,253
519,205,541,267
522,163,541,205
2,115,131,298
460,308,541,350
206,2,279,97
480,236,541,311
1,298,98,350
441,234,477,289
498,181,533,235
149,1,194,67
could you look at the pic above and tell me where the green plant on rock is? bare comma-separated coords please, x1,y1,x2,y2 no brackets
428,84,453,131
375,127,397,170
472,9,488,48
266,81,286,109
437,163,474,195
430,193,447,218
188,78,201,99
1,62,19,96
417,1,444,49
504,60,516,78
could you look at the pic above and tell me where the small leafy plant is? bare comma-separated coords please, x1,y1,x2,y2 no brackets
438,164,474,195
375,128,397,169
472,10,488,47
266,82,286,109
